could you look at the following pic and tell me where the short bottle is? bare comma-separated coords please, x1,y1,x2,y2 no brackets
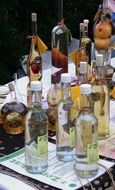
1,83,27,134
46,74,61,132
75,84,99,178
25,81,48,173
56,73,75,162
79,61,88,84
92,54,110,139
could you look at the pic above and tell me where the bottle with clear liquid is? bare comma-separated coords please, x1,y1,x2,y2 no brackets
56,73,75,162
75,84,99,178
46,74,61,131
1,83,27,134
25,81,48,173
51,0,71,83
92,54,110,139
27,13,42,82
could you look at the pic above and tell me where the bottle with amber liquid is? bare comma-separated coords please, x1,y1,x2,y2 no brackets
1,83,27,134
46,74,61,132
51,0,71,83
92,54,110,139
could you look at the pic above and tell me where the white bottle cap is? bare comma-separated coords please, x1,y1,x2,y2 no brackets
83,19,89,25
31,13,37,22
61,73,71,83
79,62,87,74
80,84,91,94
31,81,42,91
96,54,103,66
112,72,115,82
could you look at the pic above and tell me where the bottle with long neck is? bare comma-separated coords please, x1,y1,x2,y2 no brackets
56,73,75,162
92,54,110,139
27,13,42,83
25,81,48,173
51,0,71,83
75,84,99,178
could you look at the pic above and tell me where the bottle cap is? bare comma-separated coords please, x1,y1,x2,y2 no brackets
112,72,115,82
31,81,42,91
80,84,91,94
96,54,103,66
61,73,71,83
79,62,87,74
80,23,84,31
83,19,89,25
31,13,37,22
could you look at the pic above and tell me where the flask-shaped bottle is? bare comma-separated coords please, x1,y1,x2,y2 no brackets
25,81,48,173
75,84,99,178
56,73,75,162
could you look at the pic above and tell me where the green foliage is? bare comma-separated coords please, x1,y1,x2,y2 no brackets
0,0,100,84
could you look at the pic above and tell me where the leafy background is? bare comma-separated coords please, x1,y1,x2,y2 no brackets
0,0,100,84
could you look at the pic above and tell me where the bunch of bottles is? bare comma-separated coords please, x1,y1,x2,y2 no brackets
1,0,115,180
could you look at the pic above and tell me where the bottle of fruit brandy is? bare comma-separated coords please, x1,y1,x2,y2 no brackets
75,84,99,178
25,81,48,173
91,54,110,139
27,13,43,108
1,83,27,134
56,73,75,162
51,0,71,83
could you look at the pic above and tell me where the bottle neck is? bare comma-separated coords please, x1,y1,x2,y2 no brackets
79,29,84,48
80,93,92,110
84,24,88,38
32,20,37,36
10,90,17,102
32,91,42,105
61,82,71,99
58,0,63,22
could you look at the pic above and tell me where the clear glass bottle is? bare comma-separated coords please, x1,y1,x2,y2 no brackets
79,61,88,84
46,74,61,132
56,73,75,162
25,81,48,173
51,0,71,83
75,84,99,178
92,54,110,139
1,83,27,134
27,13,42,82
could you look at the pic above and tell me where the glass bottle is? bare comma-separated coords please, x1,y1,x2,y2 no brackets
109,72,115,99
92,54,110,139
56,73,75,162
79,61,88,84
46,74,61,132
25,81,48,173
27,13,42,82
75,84,99,178
1,83,27,134
51,0,71,83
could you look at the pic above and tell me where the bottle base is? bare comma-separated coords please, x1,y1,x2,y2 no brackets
26,164,48,174
56,153,75,162
74,162,98,178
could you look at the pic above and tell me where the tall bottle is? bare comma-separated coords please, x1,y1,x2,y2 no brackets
92,54,110,139
25,81,48,173
1,83,27,134
56,73,75,162
46,74,61,132
75,84,99,178
27,13,42,82
51,0,71,83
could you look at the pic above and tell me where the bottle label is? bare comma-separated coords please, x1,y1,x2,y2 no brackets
37,134,48,157
87,143,99,164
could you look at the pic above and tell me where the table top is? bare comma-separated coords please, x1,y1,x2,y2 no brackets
0,62,115,190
